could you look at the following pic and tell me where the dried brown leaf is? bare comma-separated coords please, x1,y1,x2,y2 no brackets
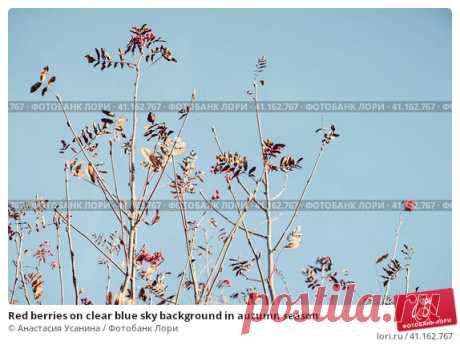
30,82,42,93
39,66,49,82
376,253,389,264
86,163,97,183
29,272,44,302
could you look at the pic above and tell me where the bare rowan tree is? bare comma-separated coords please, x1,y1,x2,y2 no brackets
11,24,419,306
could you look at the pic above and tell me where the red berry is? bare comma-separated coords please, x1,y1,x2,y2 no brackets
403,200,416,212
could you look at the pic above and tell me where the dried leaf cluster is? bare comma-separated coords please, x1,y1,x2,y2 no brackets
302,256,354,290
29,66,56,96
211,152,255,180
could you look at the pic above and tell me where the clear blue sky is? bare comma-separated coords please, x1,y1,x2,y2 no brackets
8,9,451,304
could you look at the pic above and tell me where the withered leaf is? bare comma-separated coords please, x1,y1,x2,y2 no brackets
39,66,49,82
115,117,127,132
376,253,389,264
85,54,96,63
29,272,44,302
144,208,161,226
141,147,163,171
152,209,160,224
147,112,156,123
102,109,115,117
48,76,56,86
101,118,114,125
73,161,85,178
106,291,112,305
139,287,148,302
285,226,302,249
118,48,125,61
86,163,97,183
30,82,42,93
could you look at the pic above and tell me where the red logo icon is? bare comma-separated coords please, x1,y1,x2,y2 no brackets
394,288,457,331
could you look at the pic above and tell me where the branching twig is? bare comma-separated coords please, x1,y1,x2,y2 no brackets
109,140,128,263
54,218,65,304
198,191,266,239
9,226,24,304
135,109,191,226
382,211,404,304
252,82,275,300
272,172,289,201
210,126,268,296
172,156,200,303
273,147,324,252
55,94,129,222
174,259,189,304
54,210,125,275
200,181,260,304
125,52,144,302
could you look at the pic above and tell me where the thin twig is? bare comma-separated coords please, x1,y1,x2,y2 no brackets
200,181,260,304
120,52,143,303
272,172,289,201
198,191,266,239
210,126,268,296
174,259,189,304
236,176,267,211
128,53,143,301
273,147,325,252
105,263,112,304
382,211,404,304
137,166,152,213
253,82,275,300
55,94,129,221
109,140,128,262
405,267,410,294
229,186,268,297
135,91,196,227
9,227,23,304
54,210,125,275
54,218,65,304
172,156,200,303
19,259,31,305
64,162,79,304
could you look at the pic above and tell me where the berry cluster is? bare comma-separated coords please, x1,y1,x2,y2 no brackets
34,240,53,264
136,249,164,266
403,200,416,212
217,279,232,288
80,297,93,305
127,24,157,53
